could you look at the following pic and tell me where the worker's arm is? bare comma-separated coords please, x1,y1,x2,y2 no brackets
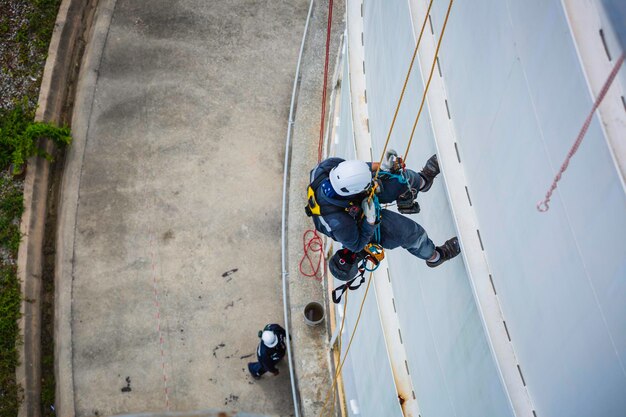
370,162,380,172
331,219,376,253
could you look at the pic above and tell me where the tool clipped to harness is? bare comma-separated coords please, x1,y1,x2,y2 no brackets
329,245,385,303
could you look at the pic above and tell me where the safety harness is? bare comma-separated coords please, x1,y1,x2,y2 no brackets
304,167,362,220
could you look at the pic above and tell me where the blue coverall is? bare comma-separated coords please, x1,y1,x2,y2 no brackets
310,158,436,260
248,324,287,377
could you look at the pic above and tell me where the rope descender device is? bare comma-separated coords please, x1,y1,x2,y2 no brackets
363,243,385,266
391,155,407,176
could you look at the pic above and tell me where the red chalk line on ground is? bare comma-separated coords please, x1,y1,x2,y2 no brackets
149,233,171,410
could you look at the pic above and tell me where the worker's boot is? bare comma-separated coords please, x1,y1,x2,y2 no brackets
247,363,262,379
426,237,461,268
419,154,440,192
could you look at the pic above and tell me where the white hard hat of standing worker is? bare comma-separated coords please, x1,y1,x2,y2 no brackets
261,330,278,348
329,160,372,196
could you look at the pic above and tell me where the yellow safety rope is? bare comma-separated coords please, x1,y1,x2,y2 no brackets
320,1,455,414
369,0,435,201
320,272,374,417
403,0,454,164
328,288,350,416
373,0,436,180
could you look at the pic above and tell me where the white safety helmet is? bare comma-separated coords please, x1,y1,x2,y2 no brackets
329,160,372,197
261,330,278,348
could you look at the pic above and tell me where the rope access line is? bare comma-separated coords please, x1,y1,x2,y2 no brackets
370,0,448,201
319,273,374,417
319,0,335,163
328,288,350,416
403,0,455,165
300,0,335,281
373,0,436,182
537,52,625,212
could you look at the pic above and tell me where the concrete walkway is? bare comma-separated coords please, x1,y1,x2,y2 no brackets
58,1,315,415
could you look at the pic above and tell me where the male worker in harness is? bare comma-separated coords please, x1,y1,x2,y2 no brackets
306,151,460,268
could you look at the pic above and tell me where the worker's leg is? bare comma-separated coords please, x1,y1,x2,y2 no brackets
404,169,423,193
378,209,436,260
248,361,266,378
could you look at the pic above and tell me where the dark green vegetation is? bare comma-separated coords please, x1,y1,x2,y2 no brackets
0,102,71,172
0,0,64,415
0,176,24,417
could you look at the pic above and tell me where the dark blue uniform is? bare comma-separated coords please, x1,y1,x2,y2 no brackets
248,324,287,378
310,158,435,260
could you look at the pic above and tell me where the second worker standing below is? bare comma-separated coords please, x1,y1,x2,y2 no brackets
306,151,460,267
248,324,287,379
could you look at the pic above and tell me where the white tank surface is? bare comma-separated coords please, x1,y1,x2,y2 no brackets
328,0,626,416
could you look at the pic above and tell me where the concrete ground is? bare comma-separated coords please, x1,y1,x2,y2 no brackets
59,0,319,415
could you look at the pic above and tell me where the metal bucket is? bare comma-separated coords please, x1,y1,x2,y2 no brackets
303,301,325,326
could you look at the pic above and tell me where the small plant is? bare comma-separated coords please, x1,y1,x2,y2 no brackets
0,100,71,173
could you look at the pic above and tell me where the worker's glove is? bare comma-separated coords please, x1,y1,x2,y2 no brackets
361,198,376,224
380,149,398,172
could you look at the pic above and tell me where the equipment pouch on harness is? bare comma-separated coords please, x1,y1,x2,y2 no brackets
305,185,321,217
305,168,329,217
305,180,362,219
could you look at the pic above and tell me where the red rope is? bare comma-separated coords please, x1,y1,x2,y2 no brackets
301,0,334,281
318,0,334,163
537,52,625,212
299,230,326,281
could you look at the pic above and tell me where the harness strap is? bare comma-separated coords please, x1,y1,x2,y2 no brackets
331,270,366,304
306,169,362,218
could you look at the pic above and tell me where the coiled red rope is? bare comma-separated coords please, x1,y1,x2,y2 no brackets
299,230,326,281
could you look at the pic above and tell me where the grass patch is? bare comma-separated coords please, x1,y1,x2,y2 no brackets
0,264,23,417
0,175,24,257
0,102,68,415
0,0,64,414
0,101,72,173
0,175,24,414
